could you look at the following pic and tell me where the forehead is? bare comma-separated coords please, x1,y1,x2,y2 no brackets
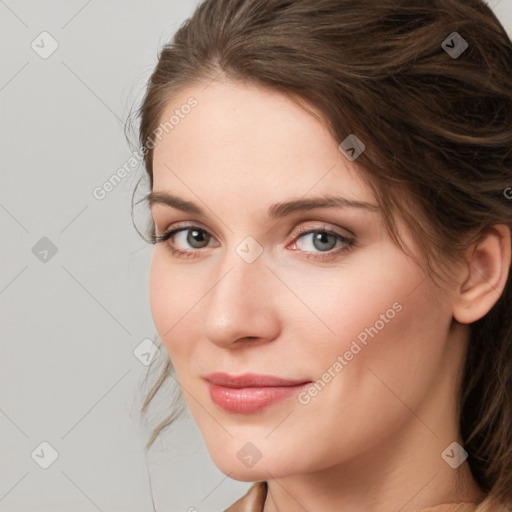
151,79,375,206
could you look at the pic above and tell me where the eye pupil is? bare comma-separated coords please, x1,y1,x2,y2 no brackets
188,229,208,248
313,231,337,251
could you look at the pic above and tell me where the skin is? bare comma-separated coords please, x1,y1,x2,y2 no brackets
148,78,510,512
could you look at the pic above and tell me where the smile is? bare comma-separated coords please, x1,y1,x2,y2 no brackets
204,373,312,414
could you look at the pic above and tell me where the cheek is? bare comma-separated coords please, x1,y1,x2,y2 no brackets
149,250,196,358
296,255,449,426
288,246,449,408
278,246,423,356
149,252,170,336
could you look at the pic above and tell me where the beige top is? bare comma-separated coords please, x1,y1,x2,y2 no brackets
224,482,480,512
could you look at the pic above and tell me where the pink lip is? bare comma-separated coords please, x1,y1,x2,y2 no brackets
204,372,312,414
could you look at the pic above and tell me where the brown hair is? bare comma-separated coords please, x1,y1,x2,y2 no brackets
128,0,512,509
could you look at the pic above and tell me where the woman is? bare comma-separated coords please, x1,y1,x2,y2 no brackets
130,0,512,510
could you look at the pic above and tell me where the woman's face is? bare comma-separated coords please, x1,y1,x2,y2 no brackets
149,79,461,481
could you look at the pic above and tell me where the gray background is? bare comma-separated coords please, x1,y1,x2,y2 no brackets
1,1,511,511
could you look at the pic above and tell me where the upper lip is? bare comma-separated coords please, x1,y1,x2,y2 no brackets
204,372,311,388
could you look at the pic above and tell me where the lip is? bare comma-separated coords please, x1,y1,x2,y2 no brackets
204,372,312,414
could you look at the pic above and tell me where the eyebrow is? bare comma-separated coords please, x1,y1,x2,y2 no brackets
146,191,379,220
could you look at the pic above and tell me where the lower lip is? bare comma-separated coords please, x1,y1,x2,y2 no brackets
207,382,311,414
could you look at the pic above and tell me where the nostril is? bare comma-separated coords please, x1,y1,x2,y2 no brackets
240,336,259,342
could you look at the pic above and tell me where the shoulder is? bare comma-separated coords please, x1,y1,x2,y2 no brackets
223,482,479,512
224,481,267,512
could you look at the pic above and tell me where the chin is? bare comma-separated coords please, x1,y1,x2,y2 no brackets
210,446,298,482
224,468,267,482
210,456,264,481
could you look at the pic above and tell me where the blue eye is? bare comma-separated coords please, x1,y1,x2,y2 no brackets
173,227,211,249
152,224,355,261
152,226,214,258
289,226,354,260
295,230,341,252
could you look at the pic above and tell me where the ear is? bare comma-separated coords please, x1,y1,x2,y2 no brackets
453,224,511,324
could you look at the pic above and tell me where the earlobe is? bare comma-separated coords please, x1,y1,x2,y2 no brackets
453,224,511,325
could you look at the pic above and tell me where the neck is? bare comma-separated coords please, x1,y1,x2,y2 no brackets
263,324,485,512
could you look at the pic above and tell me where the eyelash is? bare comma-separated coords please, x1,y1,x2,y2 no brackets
151,223,355,261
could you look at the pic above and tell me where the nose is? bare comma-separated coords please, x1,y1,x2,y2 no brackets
200,249,281,349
